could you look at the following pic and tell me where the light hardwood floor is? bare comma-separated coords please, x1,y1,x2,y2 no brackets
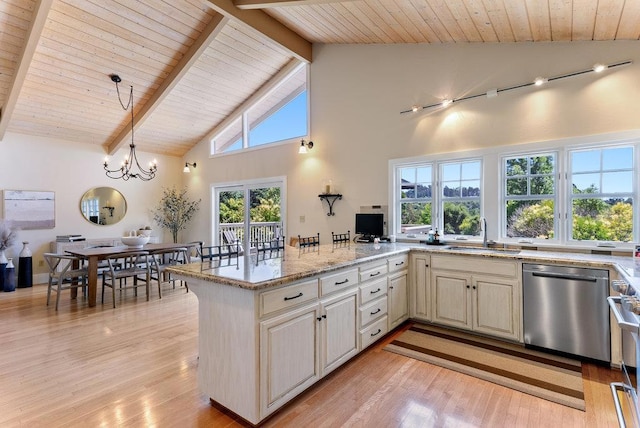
0,283,621,427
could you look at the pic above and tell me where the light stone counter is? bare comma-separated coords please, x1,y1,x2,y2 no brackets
167,242,639,291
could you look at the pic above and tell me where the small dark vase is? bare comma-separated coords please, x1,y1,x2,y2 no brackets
4,258,16,292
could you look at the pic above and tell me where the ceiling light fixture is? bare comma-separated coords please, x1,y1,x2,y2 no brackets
400,60,632,114
183,162,196,173
593,63,607,73
533,76,548,86
298,139,314,154
103,74,158,181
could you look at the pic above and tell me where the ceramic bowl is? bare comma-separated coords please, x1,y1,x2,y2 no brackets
121,235,150,248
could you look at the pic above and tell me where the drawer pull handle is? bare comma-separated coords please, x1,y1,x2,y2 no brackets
335,278,349,285
370,288,381,294
370,308,381,315
284,292,303,301
369,271,381,277
395,261,404,266
370,328,382,337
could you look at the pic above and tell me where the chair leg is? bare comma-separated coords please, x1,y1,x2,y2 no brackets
145,273,150,301
157,271,162,299
46,279,53,306
55,281,62,311
111,277,116,308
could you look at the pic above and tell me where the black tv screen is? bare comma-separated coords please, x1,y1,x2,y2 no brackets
355,213,384,238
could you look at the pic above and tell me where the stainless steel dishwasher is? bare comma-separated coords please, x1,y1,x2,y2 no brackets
523,263,610,362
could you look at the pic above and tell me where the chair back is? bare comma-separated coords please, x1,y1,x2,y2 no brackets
187,241,204,261
43,253,87,279
332,231,351,243
152,247,188,269
298,233,320,247
105,251,150,277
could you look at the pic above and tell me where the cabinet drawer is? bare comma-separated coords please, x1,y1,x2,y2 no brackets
260,279,319,317
359,276,387,305
360,316,388,350
320,268,359,296
359,296,387,327
359,262,388,283
388,255,408,273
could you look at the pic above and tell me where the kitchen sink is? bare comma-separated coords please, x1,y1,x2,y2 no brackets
445,246,521,255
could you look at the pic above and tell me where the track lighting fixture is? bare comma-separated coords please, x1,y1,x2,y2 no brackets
401,60,632,115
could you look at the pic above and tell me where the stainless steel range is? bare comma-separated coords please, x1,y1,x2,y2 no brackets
608,279,640,427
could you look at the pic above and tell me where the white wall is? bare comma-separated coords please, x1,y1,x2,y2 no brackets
182,41,640,245
0,132,182,280
5,41,637,277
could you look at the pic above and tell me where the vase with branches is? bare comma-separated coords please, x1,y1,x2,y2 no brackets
0,220,17,264
153,187,201,243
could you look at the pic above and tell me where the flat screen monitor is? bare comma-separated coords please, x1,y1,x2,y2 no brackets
355,213,384,239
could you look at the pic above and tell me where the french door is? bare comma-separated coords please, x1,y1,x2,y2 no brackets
213,177,286,251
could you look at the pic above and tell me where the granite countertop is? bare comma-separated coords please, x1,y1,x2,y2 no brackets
167,242,640,292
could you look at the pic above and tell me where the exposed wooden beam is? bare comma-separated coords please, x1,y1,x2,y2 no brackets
107,13,228,154
0,0,54,141
200,58,305,147
205,0,312,63
234,0,348,10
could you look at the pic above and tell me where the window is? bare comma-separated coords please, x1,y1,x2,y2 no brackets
212,63,308,154
569,146,634,243
504,154,556,240
441,160,481,236
397,165,432,234
392,159,481,238
391,136,638,248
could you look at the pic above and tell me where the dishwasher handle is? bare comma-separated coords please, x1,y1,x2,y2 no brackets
608,296,640,334
529,271,598,282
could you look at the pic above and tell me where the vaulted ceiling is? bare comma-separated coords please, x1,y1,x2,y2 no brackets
1,0,638,157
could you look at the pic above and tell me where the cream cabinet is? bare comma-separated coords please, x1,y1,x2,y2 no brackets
388,270,408,330
320,289,359,375
430,255,521,342
357,260,390,350
409,252,431,321
260,302,320,417
387,254,409,330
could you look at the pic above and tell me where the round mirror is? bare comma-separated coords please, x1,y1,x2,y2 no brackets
80,187,127,225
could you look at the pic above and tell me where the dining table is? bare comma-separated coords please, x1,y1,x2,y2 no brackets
65,242,195,307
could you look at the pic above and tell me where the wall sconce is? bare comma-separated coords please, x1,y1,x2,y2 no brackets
183,162,196,173
298,139,314,154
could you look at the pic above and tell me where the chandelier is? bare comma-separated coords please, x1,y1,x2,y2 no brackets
103,74,157,181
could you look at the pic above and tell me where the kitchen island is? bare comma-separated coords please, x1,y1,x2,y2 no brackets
168,242,639,425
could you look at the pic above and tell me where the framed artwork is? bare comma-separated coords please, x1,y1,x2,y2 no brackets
3,190,55,229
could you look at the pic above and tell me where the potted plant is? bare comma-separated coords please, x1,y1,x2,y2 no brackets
152,187,201,243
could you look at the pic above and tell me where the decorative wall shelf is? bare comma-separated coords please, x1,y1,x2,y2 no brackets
318,194,342,216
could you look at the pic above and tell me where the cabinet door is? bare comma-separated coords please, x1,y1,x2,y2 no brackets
410,253,430,321
431,271,471,329
321,289,358,375
260,303,320,417
388,270,408,330
472,275,520,341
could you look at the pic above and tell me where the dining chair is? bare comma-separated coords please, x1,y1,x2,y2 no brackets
101,251,151,308
150,247,189,297
298,233,320,247
187,241,204,262
44,253,89,311
332,231,351,243
222,230,244,255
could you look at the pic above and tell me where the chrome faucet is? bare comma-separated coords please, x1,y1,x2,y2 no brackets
481,217,488,248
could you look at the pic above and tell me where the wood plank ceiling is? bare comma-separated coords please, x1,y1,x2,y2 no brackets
0,0,639,158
